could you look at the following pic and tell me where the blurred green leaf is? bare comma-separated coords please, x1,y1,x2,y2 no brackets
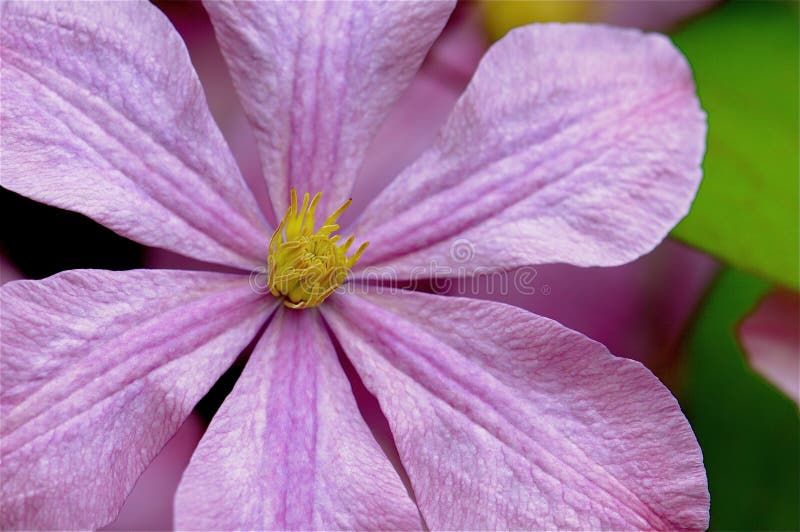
670,0,799,289
681,268,799,530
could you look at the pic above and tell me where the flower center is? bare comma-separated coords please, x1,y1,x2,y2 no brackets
267,189,368,309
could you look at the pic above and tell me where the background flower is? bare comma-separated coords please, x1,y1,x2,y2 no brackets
739,289,799,406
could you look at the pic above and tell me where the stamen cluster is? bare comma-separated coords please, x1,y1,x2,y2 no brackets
267,189,367,308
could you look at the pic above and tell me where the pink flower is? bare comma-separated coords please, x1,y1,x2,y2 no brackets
739,290,800,406
1,1,708,530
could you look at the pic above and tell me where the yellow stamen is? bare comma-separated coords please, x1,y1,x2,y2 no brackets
267,189,368,309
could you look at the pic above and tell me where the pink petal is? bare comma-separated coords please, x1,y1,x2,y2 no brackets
322,289,709,530
0,1,271,269
175,308,420,530
203,0,454,217
739,289,800,405
350,24,705,278
1,269,274,529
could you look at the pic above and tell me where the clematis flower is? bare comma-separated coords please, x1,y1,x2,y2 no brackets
1,1,710,530
149,0,718,372
739,289,800,406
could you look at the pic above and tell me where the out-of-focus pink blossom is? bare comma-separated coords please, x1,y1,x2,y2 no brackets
740,290,800,405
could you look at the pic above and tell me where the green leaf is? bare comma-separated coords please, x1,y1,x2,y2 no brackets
680,268,799,530
670,0,799,289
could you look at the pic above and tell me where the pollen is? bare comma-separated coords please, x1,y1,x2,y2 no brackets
267,189,368,309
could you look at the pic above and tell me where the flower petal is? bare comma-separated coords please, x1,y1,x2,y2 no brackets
739,289,800,405
175,308,420,530
1,269,274,529
350,24,706,278
203,0,454,217
322,289,709,530
0,1,271,269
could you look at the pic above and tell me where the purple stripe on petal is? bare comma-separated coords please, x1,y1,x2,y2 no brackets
1,269,274,529
323,289,709,530
175,307,421,530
